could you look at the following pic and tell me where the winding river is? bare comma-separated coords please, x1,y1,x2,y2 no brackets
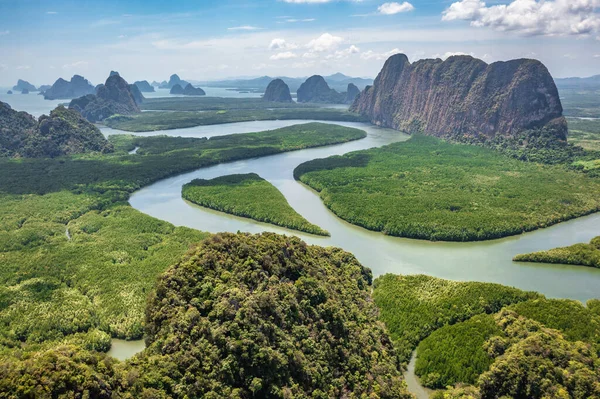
100,120,600,303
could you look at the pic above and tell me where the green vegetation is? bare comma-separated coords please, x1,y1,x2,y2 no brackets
415,314,500,388
434,310,600,399
183,173,329,235
140,96,314,111
568,117,600,151
0,233,413,398
514,236,600,268
0,123,364,349
560,88,600,118
371,274,538,363
132,232,411,398
295,135,600,241
105,108,367,132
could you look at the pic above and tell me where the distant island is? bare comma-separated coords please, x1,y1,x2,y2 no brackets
43,75,96,100
170,83,206,96
160,74,190,89
262,79,293,102
134,80,155,92
69,74,141,122
13,79,37,92
297,75,345,104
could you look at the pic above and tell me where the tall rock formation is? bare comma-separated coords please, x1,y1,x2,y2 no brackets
297,75,344,104
344,83,360,104
13,79,37,92
44,75,95,100
69,75,140,122
263,79,293,102
134,80,155,92
350,54,567,142
0,103,112,158
160,74,189,89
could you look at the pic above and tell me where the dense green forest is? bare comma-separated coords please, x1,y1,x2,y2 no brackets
0,123,365,350
568,117,600,151
183,173,329,235
105,108,367,131
560,88,600,118
294,135,600,241
514,236,600,268
371,274,538,363
0,233,413,399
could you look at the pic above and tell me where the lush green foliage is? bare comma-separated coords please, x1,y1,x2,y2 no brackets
296,135,600,241
131,232,411,398
415,315,500,389
514,236,600,268
140,96,313,111
0,124,362,348
437,310,600,399
0,104,113,158
105,108,367,132
372,274,538,363
568,117,600,151
560,88,600,118
183,173,329,235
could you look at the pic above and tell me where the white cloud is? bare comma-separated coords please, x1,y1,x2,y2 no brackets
378,2,415,15
306,33,343,52
443,0,600,37
0,64,7,71
270,51,298,60
269,38,298,50
328,45,361,59
302,52,320,59
227,26,262,31
16,65,31,70
63,61,89,69
360,48,402,60
283,18,316,23
431,51,477,59
46,11,58,15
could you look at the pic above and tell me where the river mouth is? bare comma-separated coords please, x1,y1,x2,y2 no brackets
101,120,600,303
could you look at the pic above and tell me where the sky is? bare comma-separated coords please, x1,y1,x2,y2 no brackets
0,0,599,87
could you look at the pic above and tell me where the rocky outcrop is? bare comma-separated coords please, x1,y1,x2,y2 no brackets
297,75,344,104
21,89,29,94
69,75,140,122
134,80,155,92
38,85,51,94
6,91,12,95
0,102,112,158
129,84,145,104
170,83,205,96
263,79,292,102
160,74,189,89
351,54,567,142
44,75,95,100
344,83,360,104
13,79,37,92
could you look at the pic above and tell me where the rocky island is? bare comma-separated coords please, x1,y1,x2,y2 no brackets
262,78,293,102
0,102,112,157
160,74,190,89
134,80,155,92
12,79,37,92
350,54,567,143
170,83,206,96
344,83,360,104
43,75,96,100
297,75,344,103
69,74,141,122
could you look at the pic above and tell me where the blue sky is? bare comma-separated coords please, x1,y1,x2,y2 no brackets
0,0,599,86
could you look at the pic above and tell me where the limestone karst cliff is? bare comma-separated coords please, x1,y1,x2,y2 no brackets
350,54,567,142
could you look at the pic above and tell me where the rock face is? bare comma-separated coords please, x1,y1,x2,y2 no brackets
38,85,51,94
160,74,189,89
344,83,360,104
21,89,29,94
6,91,12,95
44,75,95,100
128,84,145,104
297,75,344,103
13,79,37,92
69,75,140,122
263,79,293,102
170,83,205,96
0,102,112,158
134,80,155,92
350,54,567,142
